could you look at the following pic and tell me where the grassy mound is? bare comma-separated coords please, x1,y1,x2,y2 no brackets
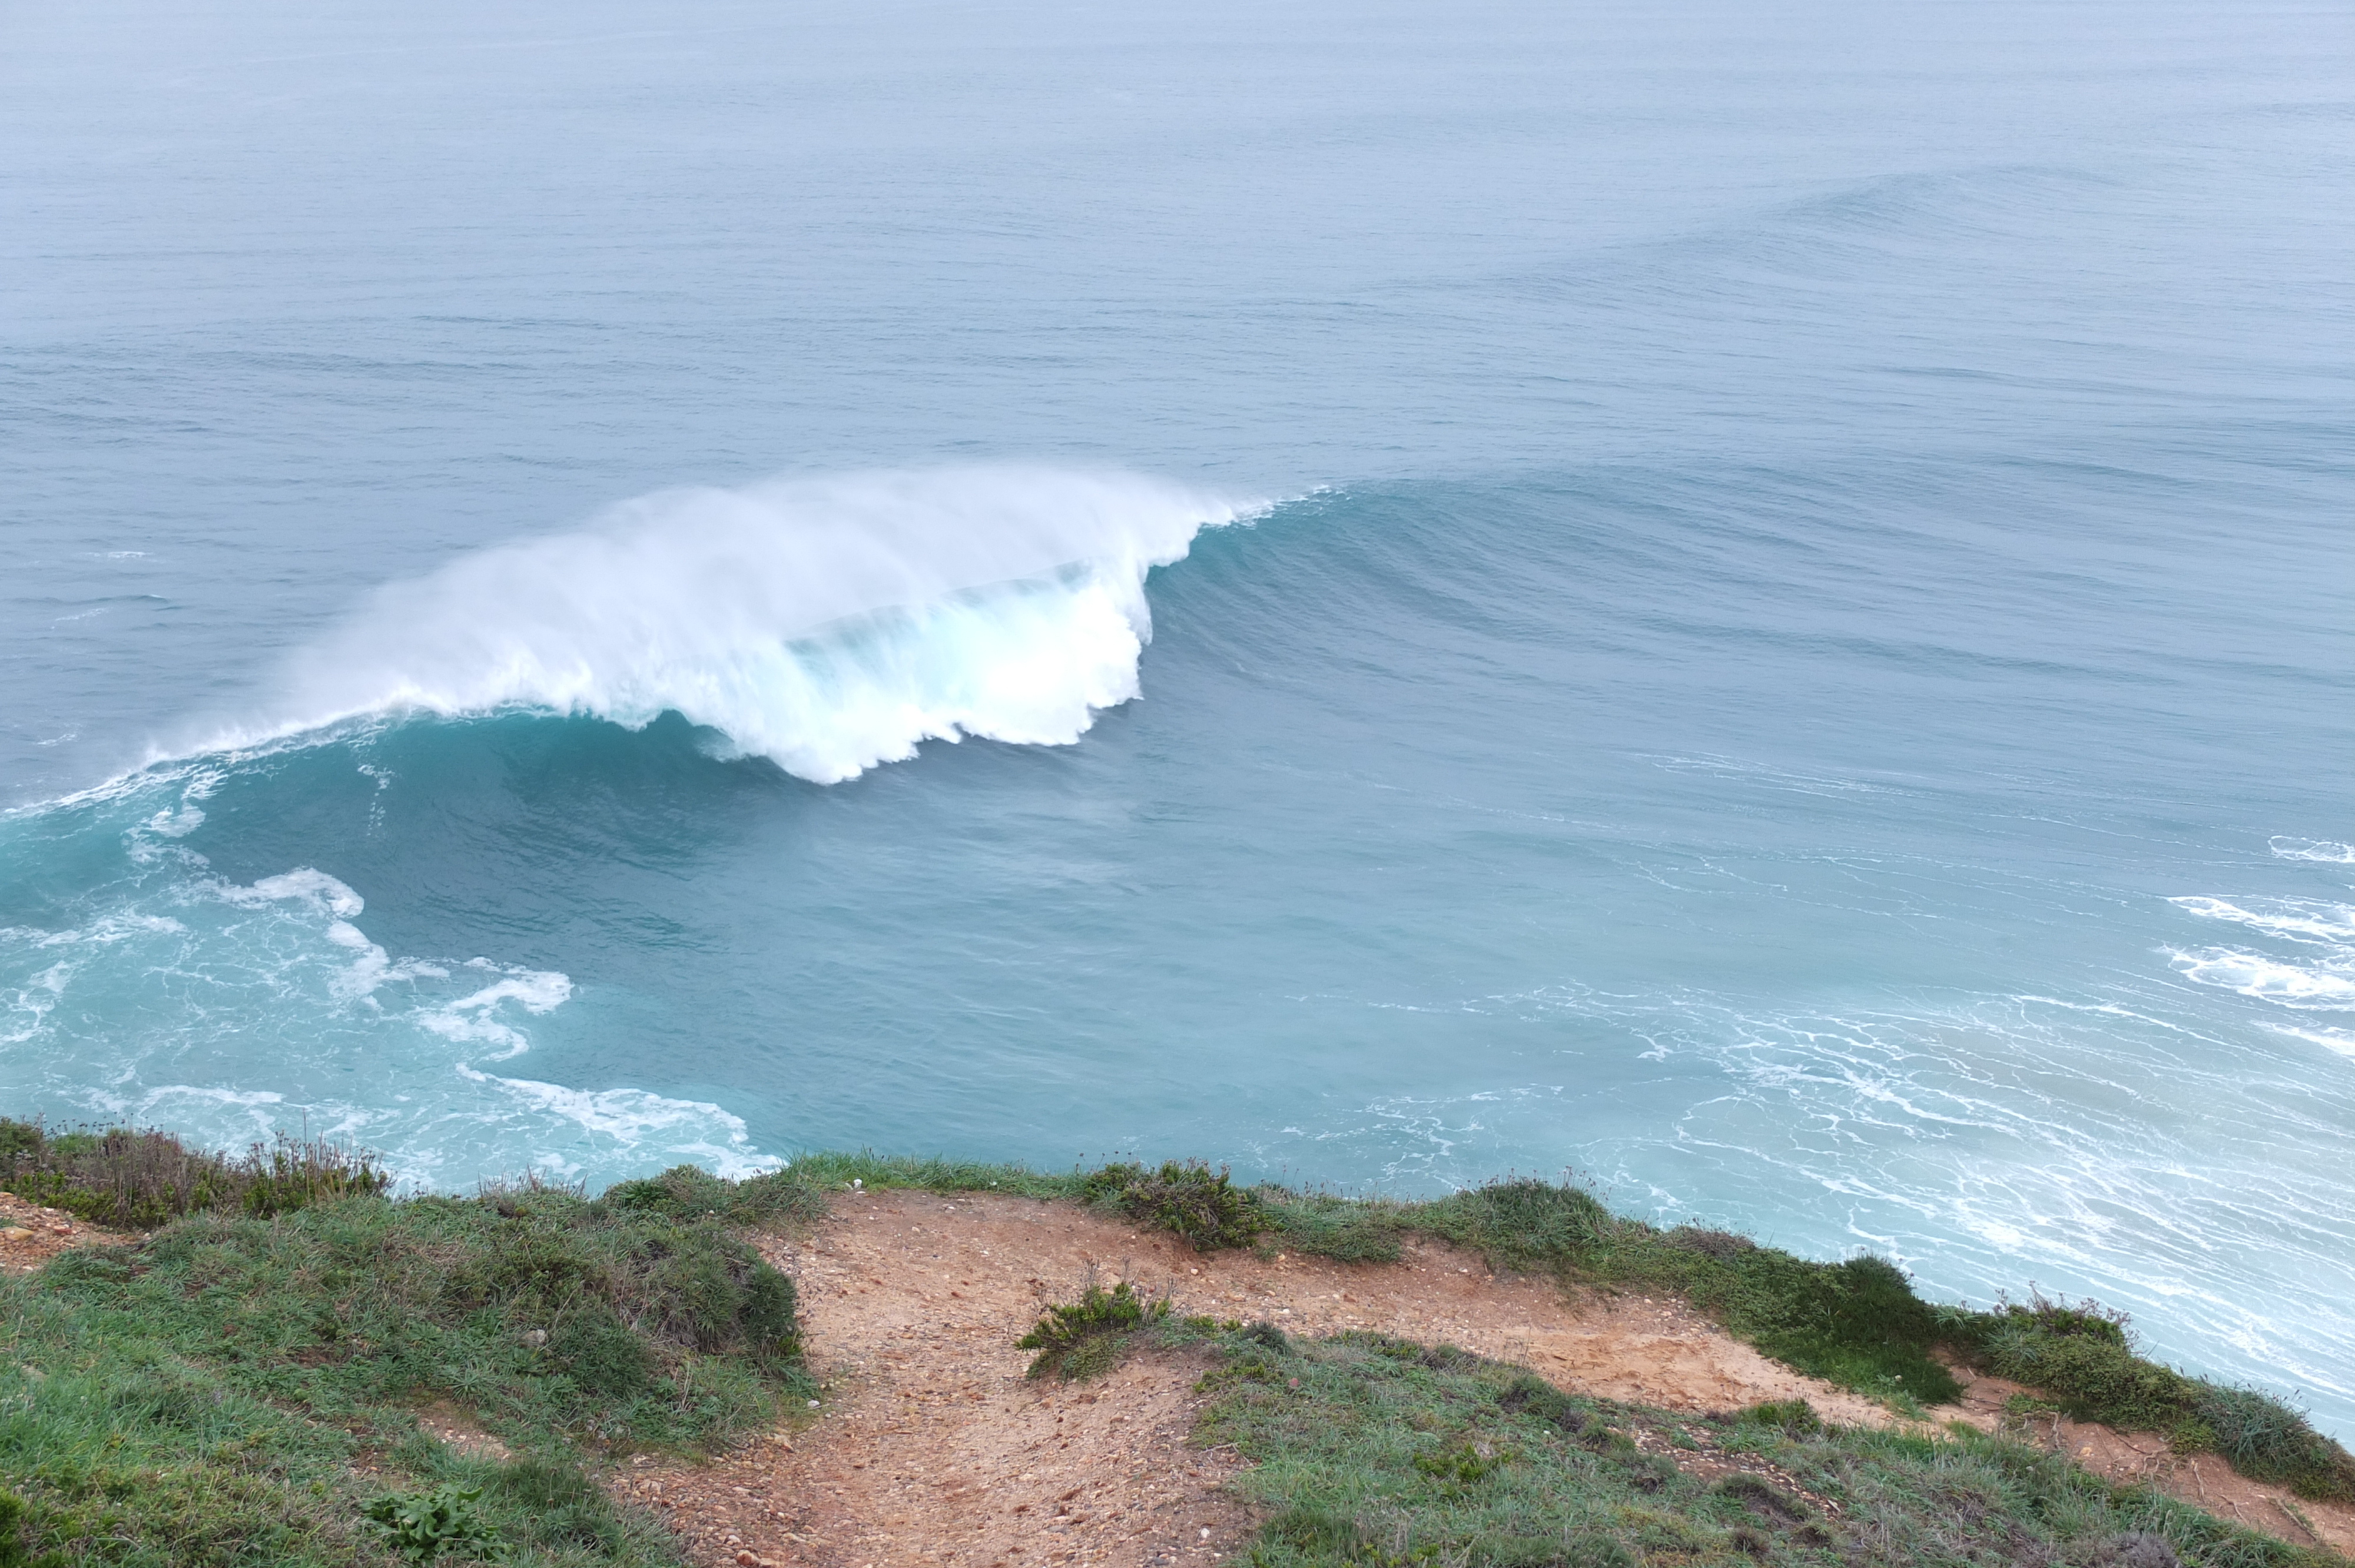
0,1164,812,1566
1189,1326,2349,1568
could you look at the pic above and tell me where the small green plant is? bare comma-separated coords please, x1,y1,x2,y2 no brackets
1084,1160,1271,1251
1736,1398,1823,1437
362,1483,508,1562
1017,1279,1169,1380
1412,1440,1511,1483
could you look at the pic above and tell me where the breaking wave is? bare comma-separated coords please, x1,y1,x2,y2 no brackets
194,467,1261,783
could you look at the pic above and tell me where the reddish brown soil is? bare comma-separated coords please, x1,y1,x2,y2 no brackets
0,1190,128,1273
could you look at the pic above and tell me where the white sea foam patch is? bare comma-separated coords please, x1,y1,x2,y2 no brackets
2166,895,2355,1012
193,466,1259,784
2271,837,2355,865
0,790,778,1188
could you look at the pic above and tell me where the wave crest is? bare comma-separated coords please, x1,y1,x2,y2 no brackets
218,467,1258,783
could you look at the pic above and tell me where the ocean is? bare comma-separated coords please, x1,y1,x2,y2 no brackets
3,0,2350,1432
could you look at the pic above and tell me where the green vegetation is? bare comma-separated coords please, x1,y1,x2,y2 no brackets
360,1485,507,1563
1938,1294,2355,1504
1082,1160,1273,1251
1185,1325,2348,1568
1,1137,812,1566
778,1149,1086,1202
0,1118,389,1229
1258,1178,2351,1501
1016,1278,1170,1380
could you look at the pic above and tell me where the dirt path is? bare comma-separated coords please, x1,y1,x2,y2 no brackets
637,1191,1915,1567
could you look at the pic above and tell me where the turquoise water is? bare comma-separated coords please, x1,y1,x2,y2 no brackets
5,0,2351,1431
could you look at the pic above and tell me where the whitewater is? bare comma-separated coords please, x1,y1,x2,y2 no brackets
5,0,2351,1440
203,469,1260,783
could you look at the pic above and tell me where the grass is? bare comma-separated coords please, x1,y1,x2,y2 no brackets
1,1150,815,1566
1243,1175,2355,1501
1185,1325,2351,1568
0,1119,389,1230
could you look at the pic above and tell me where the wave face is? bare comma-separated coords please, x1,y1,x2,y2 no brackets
231,469,1254,783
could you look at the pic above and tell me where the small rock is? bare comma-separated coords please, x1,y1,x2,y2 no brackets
522,1328,549,1347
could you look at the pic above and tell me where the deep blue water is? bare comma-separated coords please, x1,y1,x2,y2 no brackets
5,0,2352,1431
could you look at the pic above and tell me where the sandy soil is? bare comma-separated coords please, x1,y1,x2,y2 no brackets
0,1190,128,1273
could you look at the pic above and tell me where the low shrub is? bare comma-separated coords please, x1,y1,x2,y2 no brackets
598,1163,827,1228
1710,1248,1961,1406
1408,1177,1620,1272
1736,1398,1823,1437
0,1119,388,1228
1086,1160,1270,1251
1017,1280,1169,1380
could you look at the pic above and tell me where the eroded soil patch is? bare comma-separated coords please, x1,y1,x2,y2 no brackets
0,1190,129,1273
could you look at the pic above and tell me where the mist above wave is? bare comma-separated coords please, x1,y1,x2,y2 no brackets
230,467,1258,783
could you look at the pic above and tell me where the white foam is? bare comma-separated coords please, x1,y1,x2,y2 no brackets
454,1074,782,1180
416,969,575,1060
2168,948,2355,1007
0,829,768,1189
2166,892,2355,1015
187,466,1261,784
2271,836,2355,864
223,867,367,921
2170,894,2355,946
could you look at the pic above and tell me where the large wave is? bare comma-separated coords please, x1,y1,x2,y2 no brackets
207,467,1261,783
